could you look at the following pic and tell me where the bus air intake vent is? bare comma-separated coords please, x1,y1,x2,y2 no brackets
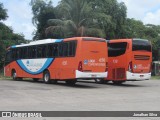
116,68,125,79
112,69,116,79
134,55,150,60
112,68,125,79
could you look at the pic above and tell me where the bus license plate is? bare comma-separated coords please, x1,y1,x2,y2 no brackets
140,75,144,78
91,75,97,77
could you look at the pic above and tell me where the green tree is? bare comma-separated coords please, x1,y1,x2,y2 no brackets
88,0,127,39
0,2,8,68
0,2,26,69
123,18,146,38
0,3,8,21
46,0,106,38
30,0,56,40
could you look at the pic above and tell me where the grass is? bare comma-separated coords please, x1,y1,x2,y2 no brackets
0,70,11,80
151,76,160,80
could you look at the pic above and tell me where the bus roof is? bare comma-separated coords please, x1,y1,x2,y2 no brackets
11,37,106,48
108,38,149,43
133,38,149,41
108,39,132,43
11,39,63,48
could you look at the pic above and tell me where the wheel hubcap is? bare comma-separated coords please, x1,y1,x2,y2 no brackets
13,73,16,79
44,73,49,82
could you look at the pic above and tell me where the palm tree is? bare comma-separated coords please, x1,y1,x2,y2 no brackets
45,0,105,38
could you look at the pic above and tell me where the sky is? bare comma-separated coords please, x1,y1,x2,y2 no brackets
1,0,160,40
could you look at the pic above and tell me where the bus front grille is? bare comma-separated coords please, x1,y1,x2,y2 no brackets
134,55,150,60
112,68,125,79
112,69,116,79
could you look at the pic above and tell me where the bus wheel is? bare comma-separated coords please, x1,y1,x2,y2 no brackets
112,81,125,85
43,71,51,84
12,70,22,81
12,70,17,80
65,80,77,85
95,79,105,84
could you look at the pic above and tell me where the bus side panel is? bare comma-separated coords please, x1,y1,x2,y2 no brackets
7,61,43,79
48,58,78,80
49,39,80,80
5,58,77,80
5,61,22,77
4,63,12,77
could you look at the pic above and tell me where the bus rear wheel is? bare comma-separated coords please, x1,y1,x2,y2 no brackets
112,80,125,85
12,70,22,81
65,79,77,85
12,71,17,80
43,71,51,84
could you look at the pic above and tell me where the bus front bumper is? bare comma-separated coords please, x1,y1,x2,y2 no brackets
76,70,108,79
126,71,151,81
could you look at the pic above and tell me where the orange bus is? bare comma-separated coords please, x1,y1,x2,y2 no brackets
4,37,108,85
106,38,152,84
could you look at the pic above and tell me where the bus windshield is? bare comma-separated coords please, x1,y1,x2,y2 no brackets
108,42,127,57
132,39,151,52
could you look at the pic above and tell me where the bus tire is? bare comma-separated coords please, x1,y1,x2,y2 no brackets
95,79,105,84
65,79,77,85
43,71,51,84
112,80,125,85
12,70,22,81
12,70,17,80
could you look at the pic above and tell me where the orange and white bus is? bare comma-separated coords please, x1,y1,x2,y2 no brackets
4,37,108,85
106,38,152,84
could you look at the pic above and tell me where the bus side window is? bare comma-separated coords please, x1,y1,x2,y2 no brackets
12,48,18,60
63,43,69,57
5,50,12,63
28,47,33,59
24,47,28,59
19,47,24,59
32,46,36,58
21,47,27,59
42,45,47,58
53,44,58,57
73,41,76,56
59,43,63,57
69,41,77,56
12,49,16,60
37,46,42,58
48,44,53,57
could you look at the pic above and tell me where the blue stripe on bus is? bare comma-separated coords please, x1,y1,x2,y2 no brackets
55,39,63,42
16,58,54,75
11,45,16,48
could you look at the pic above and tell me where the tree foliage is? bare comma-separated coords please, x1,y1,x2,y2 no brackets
0,3,26,69
88,0,127,39
0,3,8,21
31,0,160,60
45,0,103,38
30,0,56,40
44,0,127,39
